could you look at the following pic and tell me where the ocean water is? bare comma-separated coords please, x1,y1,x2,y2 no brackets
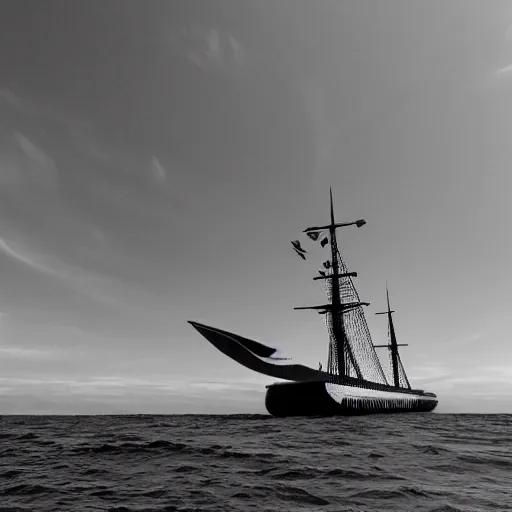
0,414,510,512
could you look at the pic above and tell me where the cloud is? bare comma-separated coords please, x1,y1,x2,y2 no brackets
0,387,266,414
14,132,55,169
0,375,267,402
0,134,57,193
0,89,123,171
0,88,200,321
417,364,512,397
461,332,482,343
1,88,91,134
150,156,167,181
496,63,512,77
407,361,512,401
1,368,512,413
169,26,245,72
0,88,36,112
0,346,59,359
2,88,191,218
0,237,56,275
0,91,165,306
491,21,512,81
0,313,65,359
0,236,120,307
409,364,452,382
440,331,482,346
470,365,512,383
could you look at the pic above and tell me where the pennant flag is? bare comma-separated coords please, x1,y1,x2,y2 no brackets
291,240,307,254
320,237,329,248
306,231,321,241
322,260,331,269
293,248,307,260
318,270,326,277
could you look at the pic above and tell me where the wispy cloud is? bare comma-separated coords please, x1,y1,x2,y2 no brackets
441,331,482,346
0,312,64,359
0,374,267,414
0,236,120,307
0,88,36,113
413,363,512,398
0,89,179,308
461,332,482,343
0,375,267,397
490,21,512,81
169,26,245,72
150,156,167,182
409,364,452,382
0,133,58,193
0,237,56,275
14,132,55,169
2,88,191,219
476,365,512,381
495,63,512,77
0,346,59,359
1,88,94,136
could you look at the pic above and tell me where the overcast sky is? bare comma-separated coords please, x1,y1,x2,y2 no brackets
1,0,512,414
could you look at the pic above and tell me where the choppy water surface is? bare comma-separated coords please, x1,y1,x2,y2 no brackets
0,414,510,511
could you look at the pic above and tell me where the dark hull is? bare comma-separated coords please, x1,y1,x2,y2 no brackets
265,381,438,417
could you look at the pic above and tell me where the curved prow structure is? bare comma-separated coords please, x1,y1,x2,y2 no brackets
188,321,328,382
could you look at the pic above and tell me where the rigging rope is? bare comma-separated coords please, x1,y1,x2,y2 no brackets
293,230,389,385
333,246,388,384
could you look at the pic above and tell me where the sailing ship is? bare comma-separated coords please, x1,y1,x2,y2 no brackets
189,190,438,416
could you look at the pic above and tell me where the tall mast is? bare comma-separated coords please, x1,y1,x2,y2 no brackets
328,188,345,376
297,190,368,378
375,286,407,388
387,288,400,388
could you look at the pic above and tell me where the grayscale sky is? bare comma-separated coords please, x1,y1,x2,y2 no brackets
1,0,511,414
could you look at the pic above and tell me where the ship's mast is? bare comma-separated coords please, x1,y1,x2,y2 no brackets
296,189,368,378
386,289,400,388
375,287,408,388
328,189,345,376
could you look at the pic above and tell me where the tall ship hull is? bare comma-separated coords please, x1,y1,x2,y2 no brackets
265,381,437,417
189,190,438,416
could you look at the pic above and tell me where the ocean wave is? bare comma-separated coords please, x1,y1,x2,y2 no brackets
352,486,436,500
0,483,55,497
70,439,278,463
